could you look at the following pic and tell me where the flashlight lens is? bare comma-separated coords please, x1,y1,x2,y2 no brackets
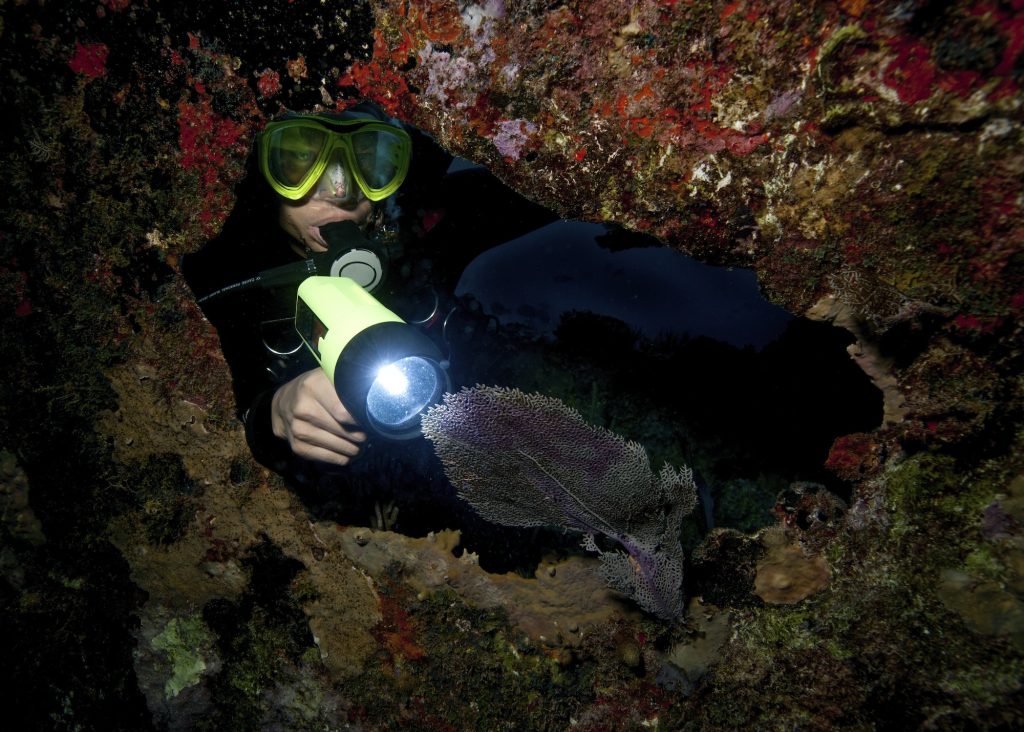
376,363,410,395
365,356,443,431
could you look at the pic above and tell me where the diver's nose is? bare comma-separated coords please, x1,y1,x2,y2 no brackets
314,154,363,206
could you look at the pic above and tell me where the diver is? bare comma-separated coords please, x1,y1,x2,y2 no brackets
183,102,555,485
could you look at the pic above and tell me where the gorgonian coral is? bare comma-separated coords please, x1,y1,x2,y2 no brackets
421,385,696,620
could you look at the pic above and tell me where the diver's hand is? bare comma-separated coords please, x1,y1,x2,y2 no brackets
271,368,367,466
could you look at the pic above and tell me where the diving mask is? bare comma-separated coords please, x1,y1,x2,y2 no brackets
259,112,412,202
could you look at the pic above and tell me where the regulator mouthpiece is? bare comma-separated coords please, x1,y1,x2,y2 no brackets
319,220,385,292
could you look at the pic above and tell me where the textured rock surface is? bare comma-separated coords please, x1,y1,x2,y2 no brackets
1,0,1022,729
666,598,733,684
335,526,631,645
753,527,831,604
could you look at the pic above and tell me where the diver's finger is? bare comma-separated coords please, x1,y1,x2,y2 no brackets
290,419,364,455
311,381,365,431
290,423,362,458
291,442,359,466
301,401,367,442
303,366,368,429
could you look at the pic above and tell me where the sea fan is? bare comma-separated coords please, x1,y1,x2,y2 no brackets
421,385,696,621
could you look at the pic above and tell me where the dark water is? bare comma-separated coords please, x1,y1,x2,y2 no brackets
457,219,794,350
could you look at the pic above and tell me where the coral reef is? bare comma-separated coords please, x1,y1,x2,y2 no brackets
0,0,1022,729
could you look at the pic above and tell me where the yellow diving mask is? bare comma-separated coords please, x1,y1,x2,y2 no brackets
259,111,412,202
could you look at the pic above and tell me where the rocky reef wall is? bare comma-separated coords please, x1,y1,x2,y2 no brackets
1,0,1022,729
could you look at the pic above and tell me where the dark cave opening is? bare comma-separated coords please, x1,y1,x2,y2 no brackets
292,199,885,574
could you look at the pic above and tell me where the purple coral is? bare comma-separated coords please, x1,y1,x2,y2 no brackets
421,386,696,621
490,119,536,160
418,46,478,107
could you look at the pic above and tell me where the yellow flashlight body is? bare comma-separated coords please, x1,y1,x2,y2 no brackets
295,276,404,382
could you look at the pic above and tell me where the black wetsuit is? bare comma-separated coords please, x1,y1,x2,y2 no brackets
183,153,556,485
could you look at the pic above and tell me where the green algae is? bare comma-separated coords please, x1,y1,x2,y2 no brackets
736,604,818,664
963,544,1007,582
815,25,869,98
152,615,214,699
885,454,961,532
222,612,301,701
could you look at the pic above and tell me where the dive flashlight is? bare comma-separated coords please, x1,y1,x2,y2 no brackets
296,276,450,440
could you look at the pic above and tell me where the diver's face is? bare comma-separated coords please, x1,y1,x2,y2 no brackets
277,152,373,253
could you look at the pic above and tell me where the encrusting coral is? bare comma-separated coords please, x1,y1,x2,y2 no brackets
753,527,831,605
334,526,633,644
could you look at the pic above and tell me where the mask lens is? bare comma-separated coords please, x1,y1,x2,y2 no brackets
266,125,328,188
349,128,406,191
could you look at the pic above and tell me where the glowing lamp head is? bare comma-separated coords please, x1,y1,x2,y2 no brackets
296,276,450,441
375,362,410,395
365,356,445,435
